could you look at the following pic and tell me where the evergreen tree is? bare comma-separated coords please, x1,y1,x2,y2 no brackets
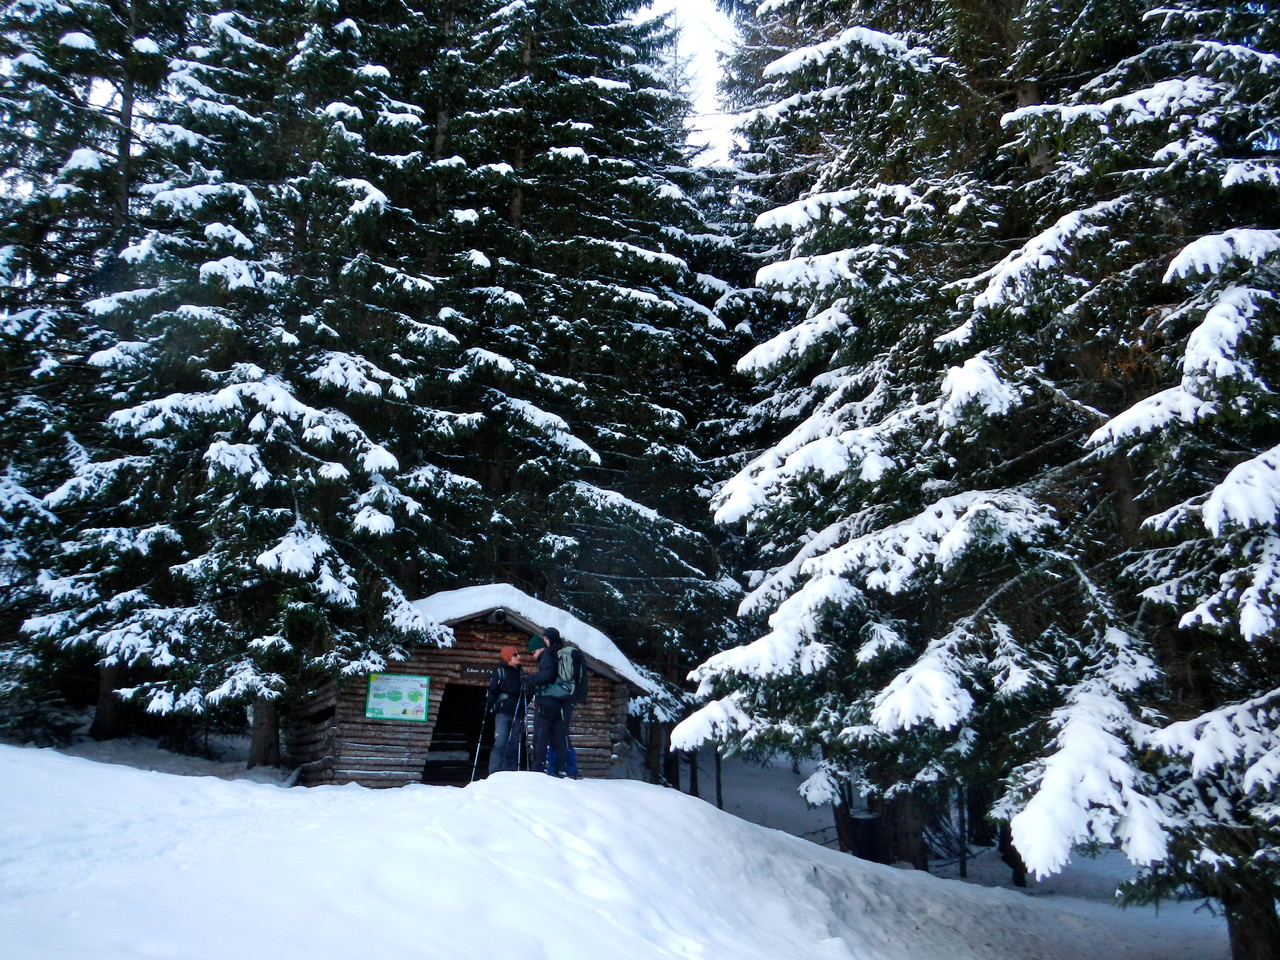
436,0,741,670
22,1,483,761
1008,0,1280,952
673,0,1165,872
679,0,1280,953
0,0,188,733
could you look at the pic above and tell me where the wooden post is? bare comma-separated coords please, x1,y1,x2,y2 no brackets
714,748,723,809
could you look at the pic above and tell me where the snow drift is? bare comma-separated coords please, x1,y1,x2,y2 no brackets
0,745,1183,960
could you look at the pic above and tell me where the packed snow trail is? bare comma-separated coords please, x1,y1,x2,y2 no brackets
0,745,1218,960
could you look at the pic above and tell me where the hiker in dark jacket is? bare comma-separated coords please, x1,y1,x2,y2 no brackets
526,627,577,777
485,646,525,774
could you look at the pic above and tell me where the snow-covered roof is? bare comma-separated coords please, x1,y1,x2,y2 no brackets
412,583,657,694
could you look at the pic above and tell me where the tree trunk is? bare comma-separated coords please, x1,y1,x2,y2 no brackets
1221,877,1280,960
834,804,891,863
509,30,534,230
687,748,699,798
1105,453,1148,549
111,0,138,247
662,729,681,790
999,821,1028,887
642,719,664,784
247,698,280,768
967,784,999,846
89,661,130,740
890,794,929,870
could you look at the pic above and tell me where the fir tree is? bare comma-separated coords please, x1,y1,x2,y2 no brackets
436,0,741,670
1009,0,1280,952
674,0,1166,873
0,0,189,733
23,1,478,762
679,0,1280,953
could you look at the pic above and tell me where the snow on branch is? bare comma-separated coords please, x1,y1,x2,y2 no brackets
869,625,975,732
148,181,261,217
1164,229,1280,283
204,441,271,488
44,457,150,507
205,660,284,705
84,288,160,317
755,189,862,233
256,524,331,576
569,481,692,536
670,692,756,750
938,353,1026,426
1182,286,1272,385
1204,445,1280,536
1010,686,1168,877
756,245,906,295
1191,40,1280,74
382,583,448,641
209,12,272,51
308,352,407,398
1005,77,1222,132
801,491,1059,595
335,178,389,217
1088,386,1215,450
1009,626,1165,878
737,303,852,375
1147,689,1280,792
595,239,689,273
501,397,601,464
763,26,940,79
688,573,849,692
87,340,150,369
1176,533,1280,641
1223,161,1280,189
714,415,893,527
108,373,400,474
943,200,1123,334
1091,286,1273,451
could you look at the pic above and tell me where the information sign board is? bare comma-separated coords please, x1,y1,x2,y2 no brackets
365,673,430,722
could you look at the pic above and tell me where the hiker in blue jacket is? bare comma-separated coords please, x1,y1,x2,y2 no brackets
527,633,580,776
526,627,578,778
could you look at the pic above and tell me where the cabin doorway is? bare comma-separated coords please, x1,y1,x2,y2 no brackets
421,683,487,786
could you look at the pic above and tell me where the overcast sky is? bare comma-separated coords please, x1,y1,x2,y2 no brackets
646,0,739,162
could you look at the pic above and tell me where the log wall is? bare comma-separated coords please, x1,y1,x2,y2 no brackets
286,619,631,788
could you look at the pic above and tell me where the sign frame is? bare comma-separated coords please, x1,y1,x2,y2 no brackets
364,673,431,722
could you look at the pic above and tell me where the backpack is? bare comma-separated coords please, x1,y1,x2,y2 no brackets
543,644,589,703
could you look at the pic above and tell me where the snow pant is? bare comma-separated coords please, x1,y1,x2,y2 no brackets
488,710,521,775
547,733,577,776
532,699,572,775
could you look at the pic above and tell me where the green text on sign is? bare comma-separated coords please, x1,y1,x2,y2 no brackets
365,673,430,722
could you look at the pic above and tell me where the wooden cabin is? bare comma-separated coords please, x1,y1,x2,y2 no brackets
286,583,656,788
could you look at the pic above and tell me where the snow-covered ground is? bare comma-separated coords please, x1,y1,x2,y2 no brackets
1,740,1228,960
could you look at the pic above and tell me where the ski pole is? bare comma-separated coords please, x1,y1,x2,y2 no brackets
470,706,489,783
515,692,526,770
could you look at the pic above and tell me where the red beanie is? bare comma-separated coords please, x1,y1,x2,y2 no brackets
500,646,520,665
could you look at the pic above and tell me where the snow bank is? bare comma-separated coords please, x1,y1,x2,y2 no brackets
0,745,1186,960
